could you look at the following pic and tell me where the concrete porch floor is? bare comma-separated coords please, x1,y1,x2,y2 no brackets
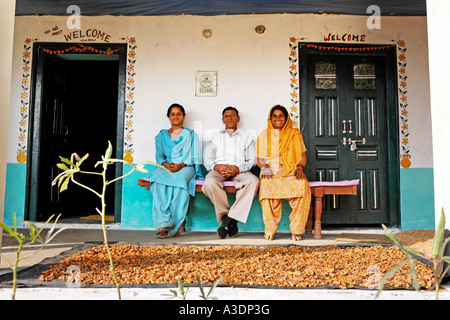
0,224,449,300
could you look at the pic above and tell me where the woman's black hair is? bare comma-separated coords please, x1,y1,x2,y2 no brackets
167,103,186,117
222,106,239,117
270,105,288,119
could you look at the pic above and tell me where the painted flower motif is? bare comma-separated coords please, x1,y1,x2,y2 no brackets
398,54,406,61
401,109,408,116
19,119,26,127
127,78,135,86
21,92,28,99
290,50,297,57
22,79,29,86
129,37,136,44
399,67,406,74
23,65,30,72
125,120,133,127
290,92,298,99
290,78,298,85
290,37,297,43
127,64,135,72
402,124,408,131
401,96,407,103
25,38,32,44
20,106,27,113
127,92,134,99
290,64,297,71
402,138,408,145
126,106,133,113
291,106,298,113
125,134,132,141
23,52,31,59
400,81,407,88
397,40,406,47
128,51,136,59
19,134,26,141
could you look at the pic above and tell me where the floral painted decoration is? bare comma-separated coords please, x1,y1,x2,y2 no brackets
17,38,38,163
123,37,137,163
391,39,411,168
288,37,306,128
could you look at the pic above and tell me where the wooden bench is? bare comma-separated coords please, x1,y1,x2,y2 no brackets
138,178,359,239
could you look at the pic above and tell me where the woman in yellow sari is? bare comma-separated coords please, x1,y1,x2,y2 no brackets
256,105,311,241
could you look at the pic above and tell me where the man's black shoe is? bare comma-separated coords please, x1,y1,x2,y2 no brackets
227,218,238,237
217,215,229,239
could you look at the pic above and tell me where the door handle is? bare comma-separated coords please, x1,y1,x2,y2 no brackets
348,120,353,133
342,120,347,133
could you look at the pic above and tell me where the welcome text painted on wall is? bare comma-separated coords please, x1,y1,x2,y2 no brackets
63,28,112,42
323,33,366,42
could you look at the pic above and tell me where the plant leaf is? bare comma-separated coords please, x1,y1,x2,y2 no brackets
376,259,408,299
59,156,74,168
409,260,420,291
105,141,113,160
207,276,223,299
56,163,69,172
60,175,71,192
196,274,206,299
432,208,446,259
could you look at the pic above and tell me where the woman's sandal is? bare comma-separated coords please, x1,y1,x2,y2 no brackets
156,227,170,239
291,234,302,241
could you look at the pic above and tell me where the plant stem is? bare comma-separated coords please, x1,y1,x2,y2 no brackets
434,259,440,300
101,164,121,300
12,241,23,300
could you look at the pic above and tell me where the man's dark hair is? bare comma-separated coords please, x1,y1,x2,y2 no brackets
222,106,239,117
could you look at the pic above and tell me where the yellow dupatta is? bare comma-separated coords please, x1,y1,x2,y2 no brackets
256,106,303,177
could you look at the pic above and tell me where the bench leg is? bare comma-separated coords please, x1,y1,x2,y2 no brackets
313,195,323,239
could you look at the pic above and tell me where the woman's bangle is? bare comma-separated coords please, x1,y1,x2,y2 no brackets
297,164,304,170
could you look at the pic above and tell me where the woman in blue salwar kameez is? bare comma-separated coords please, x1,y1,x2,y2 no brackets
149,104,203,238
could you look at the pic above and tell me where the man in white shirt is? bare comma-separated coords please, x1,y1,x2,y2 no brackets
202,106,260,238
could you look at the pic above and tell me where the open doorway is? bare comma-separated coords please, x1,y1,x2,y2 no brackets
26,43,127,223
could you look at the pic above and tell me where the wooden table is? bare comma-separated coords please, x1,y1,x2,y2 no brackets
138,178,359,239
306,180,359,239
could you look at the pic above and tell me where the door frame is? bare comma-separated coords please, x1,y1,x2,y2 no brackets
299,42,400,227
25,42,127,223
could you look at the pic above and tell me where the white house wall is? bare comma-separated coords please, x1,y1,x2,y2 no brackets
4,14,434,230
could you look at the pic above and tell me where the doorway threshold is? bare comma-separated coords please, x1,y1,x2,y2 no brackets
31,220,121,230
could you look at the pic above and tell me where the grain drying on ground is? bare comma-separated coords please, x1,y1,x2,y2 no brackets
40,243,435,289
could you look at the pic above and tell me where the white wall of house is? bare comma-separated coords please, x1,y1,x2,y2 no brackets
4,13,435,230
427,0,450,229
8,14,431,166
0,0,16,264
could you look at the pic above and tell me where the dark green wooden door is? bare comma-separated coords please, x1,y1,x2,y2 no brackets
300,46,399,226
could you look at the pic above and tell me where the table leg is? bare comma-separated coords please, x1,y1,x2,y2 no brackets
313,194,323,239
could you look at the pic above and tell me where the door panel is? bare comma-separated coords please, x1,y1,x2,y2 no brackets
300,47,397,225
26,43,127,222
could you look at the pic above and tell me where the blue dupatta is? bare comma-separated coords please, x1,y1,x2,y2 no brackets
150,128,203,196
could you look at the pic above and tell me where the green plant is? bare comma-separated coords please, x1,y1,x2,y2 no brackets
164,274,223,300
377,208,450,300
52,141,164,300
0,213,66,300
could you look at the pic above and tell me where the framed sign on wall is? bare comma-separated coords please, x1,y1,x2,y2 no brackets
196,71,217,97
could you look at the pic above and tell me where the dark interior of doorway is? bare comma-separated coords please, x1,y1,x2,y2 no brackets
38,57,119,222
